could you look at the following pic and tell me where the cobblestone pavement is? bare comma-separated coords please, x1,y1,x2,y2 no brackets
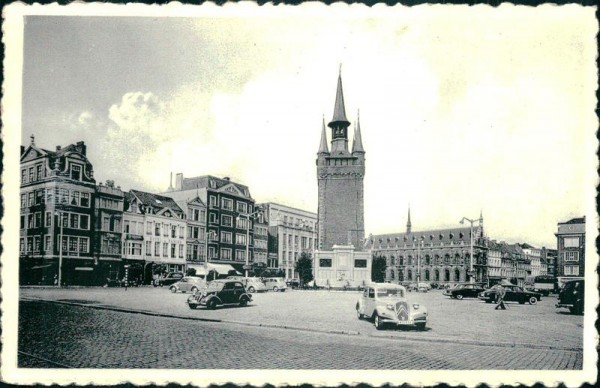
19,300,582,370
20,287,584,349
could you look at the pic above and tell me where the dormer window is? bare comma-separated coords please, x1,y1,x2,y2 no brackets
70,164,81,180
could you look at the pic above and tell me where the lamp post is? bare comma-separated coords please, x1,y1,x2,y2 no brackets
460,216,476,283
55,211,64,287
237,207,263,278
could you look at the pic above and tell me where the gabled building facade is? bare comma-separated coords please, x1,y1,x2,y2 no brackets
93,180,124,284
123,190,187,282
164,174,256,274
19,136,98,285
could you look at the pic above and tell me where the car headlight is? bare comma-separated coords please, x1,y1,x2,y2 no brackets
413,304,420,310
386,304,394,310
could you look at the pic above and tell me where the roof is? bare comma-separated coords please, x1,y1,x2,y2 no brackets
371,227,474,247
328,73,350,127
351,115,365,153
180,175,251,198
560,217,585,225
318,117,329,154
129,190,184,215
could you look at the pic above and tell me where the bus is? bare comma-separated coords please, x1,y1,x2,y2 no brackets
524,275,556,296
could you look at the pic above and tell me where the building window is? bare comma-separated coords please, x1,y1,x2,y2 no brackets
209,246,216,259
221,198,233,211
163,243,168,257
237,202,247,213
179,244,184,258
222,215,233,227
28,192,34,207
564,251,579,262
564,265,579,275
563,237,579,248
209,213,217,224
20,238,25,252
221,231,232,244
20,194,26,208
319,258,332,267
163,223,169,237
45,211,52,227
171,243,176,258
21,169,26,184
236,234,247,245
236,250,246,261
33,236,40,252
70,164,81,180
29,167,34,182
145,241,152,256
27,237,33,252
209,195,217,208
236,217,248,229
221,248,232,260
44,235,51,251
34,212,41,228
171,225,177,238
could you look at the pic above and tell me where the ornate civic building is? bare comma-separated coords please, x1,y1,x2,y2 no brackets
370,210,488,285
314,72,371,288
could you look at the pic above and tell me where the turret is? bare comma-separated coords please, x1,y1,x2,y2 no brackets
328,72,351,155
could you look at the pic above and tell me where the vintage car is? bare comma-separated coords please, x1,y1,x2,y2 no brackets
187,279,252,309
556,279,584,315
154,272,184,287
243,277,268,293
478,284,542,305
169,276,207,293
356,283,428,330
443,283,486,300
263,277,287,292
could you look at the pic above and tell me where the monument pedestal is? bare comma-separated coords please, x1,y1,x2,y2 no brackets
314,245,372,289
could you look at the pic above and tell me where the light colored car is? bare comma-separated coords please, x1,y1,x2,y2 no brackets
263,277,287,292
356,283,428,330
242,277,268,293
169,276,207,293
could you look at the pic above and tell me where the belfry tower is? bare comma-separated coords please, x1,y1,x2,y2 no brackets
317,72,366,251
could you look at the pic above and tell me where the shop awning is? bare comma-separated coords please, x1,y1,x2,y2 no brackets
186,263,239,276
31,264,53,270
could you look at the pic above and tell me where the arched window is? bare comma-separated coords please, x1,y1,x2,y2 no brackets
407,269,412,281
398,269,404,281
425,269,430,281
444,254,450,264
435,254,440,265
454,268,461,282
390,256,395,266
455,253,462,265
399,256,404,266
444,269,450,282
408,255,413,265
425,255,431,266
434,269,439,281
390,270,395,280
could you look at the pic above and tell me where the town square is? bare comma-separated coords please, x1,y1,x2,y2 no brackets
2,3,597,387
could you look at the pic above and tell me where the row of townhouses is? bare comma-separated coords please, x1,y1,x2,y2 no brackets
19,135,585,287
19,136,317,286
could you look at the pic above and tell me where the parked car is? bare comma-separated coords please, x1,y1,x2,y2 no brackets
285,278,301,289
478,284,542,305
187,279,252,309
242,277,268,293
406,282,429,292
154,272,184,287
263,277,287,292
444,283,486,300
356,283,428,330
169,276,206,293
556,279,584,315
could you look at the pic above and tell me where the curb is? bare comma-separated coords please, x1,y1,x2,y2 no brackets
21,297,582,352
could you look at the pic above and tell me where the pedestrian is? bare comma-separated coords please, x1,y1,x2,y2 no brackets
495,286,507,310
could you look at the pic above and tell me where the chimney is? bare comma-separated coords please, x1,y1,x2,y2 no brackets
76,141,87,155
175,173,183,190
106,180,114,188
56,145,62,151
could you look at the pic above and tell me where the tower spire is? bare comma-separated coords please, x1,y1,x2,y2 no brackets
406,206,412,234
352,110,365,154
318,115,329,154
328,70,351,154
329,71,350,127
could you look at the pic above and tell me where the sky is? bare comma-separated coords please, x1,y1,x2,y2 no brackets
19,4,597,248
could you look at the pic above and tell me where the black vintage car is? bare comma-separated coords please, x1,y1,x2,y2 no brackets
154,272,184,287
556,279,584,315
478,284,542,305
187,279,252,309
444,283,486,300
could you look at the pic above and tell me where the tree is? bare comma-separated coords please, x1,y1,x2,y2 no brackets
295,252,313,285
371,254,387,283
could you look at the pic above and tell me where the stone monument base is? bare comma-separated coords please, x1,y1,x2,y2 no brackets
313,245,372,289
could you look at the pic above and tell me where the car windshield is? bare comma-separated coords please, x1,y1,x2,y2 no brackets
206,282,224,291
377,288,403,297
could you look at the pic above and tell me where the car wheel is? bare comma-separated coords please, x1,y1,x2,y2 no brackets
248,286,255,293
191,287,198,293
415,322,426,331
188,303,197,310
456,294,463,300
273,286,279,292
528,296,537,305
374,314,384,330
169,286,177,293
239,298,248,307
207,299,218,310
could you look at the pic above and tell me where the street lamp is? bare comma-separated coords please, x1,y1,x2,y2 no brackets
237,206,263,278
460,216,476,283
55,211,64,287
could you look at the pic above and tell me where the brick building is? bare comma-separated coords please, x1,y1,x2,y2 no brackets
314,73,371,288
19,136,98,285
555,216,585,278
